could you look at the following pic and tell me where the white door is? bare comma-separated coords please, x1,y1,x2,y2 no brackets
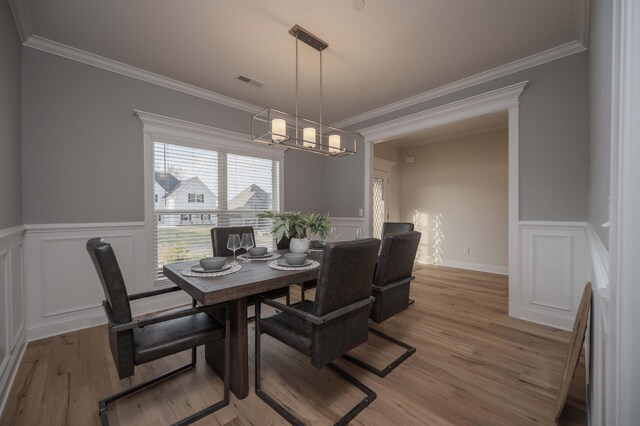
372,169,390,238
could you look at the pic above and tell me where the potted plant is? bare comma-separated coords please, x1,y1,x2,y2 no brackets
305,213,330,245
258,211,331,253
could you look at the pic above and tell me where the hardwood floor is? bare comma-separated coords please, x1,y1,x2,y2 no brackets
1,265,586,425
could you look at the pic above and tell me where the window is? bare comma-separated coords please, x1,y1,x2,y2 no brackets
152,140,281,283
188,193,204,203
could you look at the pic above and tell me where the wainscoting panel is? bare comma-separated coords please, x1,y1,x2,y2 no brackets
517,222,588,330
329,217,365,241
0,226,27,416
23,223,190,341
39,233,136,318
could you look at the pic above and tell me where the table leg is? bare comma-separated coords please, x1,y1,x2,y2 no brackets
206,297,249,399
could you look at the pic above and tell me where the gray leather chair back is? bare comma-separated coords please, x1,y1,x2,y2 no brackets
211,226,255,256
86,237,135,378
314,238,380,316
86,238,132,323
310,238,380,367
381,222,415,236
371,231,421,323
374,231,421,287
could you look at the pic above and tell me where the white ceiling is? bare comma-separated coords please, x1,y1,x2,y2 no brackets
383,111,508,148
20,0,582,124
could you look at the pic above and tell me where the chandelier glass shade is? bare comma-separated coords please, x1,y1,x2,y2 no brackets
251,25,356,156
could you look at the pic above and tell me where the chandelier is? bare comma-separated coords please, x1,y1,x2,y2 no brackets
251,25,356,156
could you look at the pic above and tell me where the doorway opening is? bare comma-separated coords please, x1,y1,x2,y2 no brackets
358,81,526,318
372,112,509,273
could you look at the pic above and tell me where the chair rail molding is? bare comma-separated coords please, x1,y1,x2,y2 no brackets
22,222,190,341
359,81,525,325
0,225,26,416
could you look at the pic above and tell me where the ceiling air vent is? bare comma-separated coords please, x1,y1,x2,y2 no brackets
237,75,265,88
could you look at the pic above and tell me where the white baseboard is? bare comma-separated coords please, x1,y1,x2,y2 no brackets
0,327,27,417
440,259,508,275
416,258,508,275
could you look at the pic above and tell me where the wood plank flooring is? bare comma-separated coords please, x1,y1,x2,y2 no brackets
1,265,586,425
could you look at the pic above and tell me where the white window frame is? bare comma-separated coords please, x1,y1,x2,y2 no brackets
137,110,286,287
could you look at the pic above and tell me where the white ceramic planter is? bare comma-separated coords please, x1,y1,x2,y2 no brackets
289,237,310,253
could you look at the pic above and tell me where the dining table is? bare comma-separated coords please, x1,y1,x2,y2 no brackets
163,249,323,399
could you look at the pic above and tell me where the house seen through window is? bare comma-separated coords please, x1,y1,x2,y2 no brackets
153,141,280,282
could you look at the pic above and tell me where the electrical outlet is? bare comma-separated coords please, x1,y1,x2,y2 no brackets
464,247,471,255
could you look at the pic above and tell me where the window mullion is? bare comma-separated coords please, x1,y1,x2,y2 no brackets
218,151,229,226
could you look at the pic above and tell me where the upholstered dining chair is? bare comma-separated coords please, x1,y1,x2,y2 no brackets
382,222,417,304
211,225,255,256
255,238,381,425
211,226,290,307
342,231,421,377
86,238,230,426
381,221,415,236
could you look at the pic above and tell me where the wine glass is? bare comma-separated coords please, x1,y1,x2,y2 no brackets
241,233,254,261
328,226,339,241
227,234,241,265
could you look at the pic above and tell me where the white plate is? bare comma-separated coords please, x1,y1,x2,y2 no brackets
191,264,232,273
277,259,313,268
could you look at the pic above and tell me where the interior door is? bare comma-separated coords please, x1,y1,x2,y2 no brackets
372,169,390,239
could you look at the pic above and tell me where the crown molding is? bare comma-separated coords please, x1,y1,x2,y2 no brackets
8,0,33,43
21,35,263,114
358,81,527,142
333,40,585,129
9,0,588,124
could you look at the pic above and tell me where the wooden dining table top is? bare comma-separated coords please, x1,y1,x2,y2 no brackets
163,249,323,306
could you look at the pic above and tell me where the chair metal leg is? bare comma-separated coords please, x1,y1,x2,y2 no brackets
99,306,230,426
255,301,376,425
341,326,416,378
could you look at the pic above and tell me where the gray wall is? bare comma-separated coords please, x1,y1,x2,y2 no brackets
0,4,22,229
283,149,327,214
331,52,590,221
588,0,613,247
399,129,509,267
21,48,320,224
322,138,365,217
